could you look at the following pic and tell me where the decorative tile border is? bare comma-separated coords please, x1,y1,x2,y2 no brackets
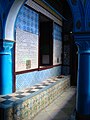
16,6,39,35
0,75,70,120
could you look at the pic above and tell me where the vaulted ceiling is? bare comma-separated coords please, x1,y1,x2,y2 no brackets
45,0,73,32
45,0,72,19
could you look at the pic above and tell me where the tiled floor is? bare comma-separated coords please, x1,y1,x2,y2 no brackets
32,87,76,120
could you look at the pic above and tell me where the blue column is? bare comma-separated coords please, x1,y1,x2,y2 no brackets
0,40,14,95
75,33,90,119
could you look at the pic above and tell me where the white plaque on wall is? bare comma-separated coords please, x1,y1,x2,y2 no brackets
16,29,38,72
53,40,62,65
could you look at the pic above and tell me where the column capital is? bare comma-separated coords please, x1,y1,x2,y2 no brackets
0,39,15,95
0,39,15,54
74,33,90,54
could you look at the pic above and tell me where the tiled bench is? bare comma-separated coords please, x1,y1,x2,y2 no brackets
0,75,70,120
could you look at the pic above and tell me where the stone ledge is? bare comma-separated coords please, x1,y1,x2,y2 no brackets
0,75,70,120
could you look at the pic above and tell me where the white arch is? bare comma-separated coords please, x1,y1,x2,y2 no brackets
5,0,26,40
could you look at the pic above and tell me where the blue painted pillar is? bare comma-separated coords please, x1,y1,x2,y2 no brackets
75,33,90,119
0,40,14,95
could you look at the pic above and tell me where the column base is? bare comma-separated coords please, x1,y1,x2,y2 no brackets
76,112,90,120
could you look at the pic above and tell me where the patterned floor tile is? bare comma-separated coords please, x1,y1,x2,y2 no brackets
35,84,42,86
48,81,55,83
15,95,26,98
31,86,37,89
37,85,46,88
42,83,49,86
1,100,14,105
42,82,51,85
41,81,46,83
9,97,20,101
26,90,35,93
31,89,40,92
0,95,5,97
0,98,6,102
36,87,43,89
9,93,19,97
25,88,33,91
2,95,12,99
36,85,46,89
21,93,31,96
52,79,59,81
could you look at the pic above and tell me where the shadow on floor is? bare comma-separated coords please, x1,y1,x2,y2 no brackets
33,87,76,120
51,94,76,120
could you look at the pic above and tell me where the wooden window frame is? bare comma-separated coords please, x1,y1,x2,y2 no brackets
15,12,62,74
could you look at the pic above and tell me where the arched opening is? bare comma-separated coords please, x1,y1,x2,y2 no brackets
5,0,27,40
4,0,77,91
1,0,90,119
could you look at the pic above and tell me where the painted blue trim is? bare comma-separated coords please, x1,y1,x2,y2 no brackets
76,53,90,114
78,50,90,54
41,0,67,21
0,40,14,95
75,34,90,115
